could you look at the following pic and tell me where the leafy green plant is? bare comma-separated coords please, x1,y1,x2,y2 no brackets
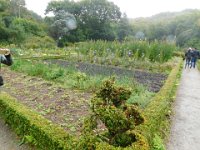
74,72,87,88
152,134,165,150
45,67,64,80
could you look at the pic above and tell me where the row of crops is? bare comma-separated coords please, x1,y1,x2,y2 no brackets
8,40,180,63
73,40,179,63
7,40,180,74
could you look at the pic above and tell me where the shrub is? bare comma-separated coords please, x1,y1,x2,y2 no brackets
80,77,148,149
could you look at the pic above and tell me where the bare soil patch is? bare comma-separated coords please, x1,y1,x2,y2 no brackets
45,60,167,92
1,68,92,136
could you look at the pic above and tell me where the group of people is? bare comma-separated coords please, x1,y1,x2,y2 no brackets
184,47,200,69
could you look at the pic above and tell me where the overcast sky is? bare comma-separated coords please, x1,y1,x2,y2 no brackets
25,0,200,18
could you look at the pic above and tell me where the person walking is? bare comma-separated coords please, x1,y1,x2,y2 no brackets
185,48,192,69
190,48,199,68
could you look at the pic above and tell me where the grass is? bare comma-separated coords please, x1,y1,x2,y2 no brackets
127,85,155,109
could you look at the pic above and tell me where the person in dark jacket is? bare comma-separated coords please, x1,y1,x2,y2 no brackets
190,48,199,68
185,48,192,69
0,48,13,86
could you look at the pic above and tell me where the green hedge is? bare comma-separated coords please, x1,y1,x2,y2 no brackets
0,92,76,150
138,58,182,149
0,93,149,150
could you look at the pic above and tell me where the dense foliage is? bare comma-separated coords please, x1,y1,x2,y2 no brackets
0,0,55,47
45,0,132,45
130,9,200,48
1,0,200,49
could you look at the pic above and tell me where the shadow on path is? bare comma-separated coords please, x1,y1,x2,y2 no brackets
167,67,200,150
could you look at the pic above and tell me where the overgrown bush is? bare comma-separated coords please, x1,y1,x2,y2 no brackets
79,77,147,149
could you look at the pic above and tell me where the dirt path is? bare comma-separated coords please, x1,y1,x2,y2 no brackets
167,67,200,150
0,116,33,150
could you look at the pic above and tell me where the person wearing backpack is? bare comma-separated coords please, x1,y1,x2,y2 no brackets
0,48,13,86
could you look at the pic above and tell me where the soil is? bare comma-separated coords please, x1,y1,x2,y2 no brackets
45,60,167,92
1,68,92,136
167,67,200,150
0,62,167,136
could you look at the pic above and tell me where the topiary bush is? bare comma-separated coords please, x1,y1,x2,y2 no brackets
79,77,147,149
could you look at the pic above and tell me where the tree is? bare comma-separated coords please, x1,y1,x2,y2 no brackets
78,0,121,40
176,29,193,47
49,10,77,46
45,0,78,16
0,0,10,43
0,0,51,45
45,0,122,42
117,13,133,41
10,0,26,18
0,0,9,12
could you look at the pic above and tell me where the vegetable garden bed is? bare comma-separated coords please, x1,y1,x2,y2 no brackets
0,58,182,149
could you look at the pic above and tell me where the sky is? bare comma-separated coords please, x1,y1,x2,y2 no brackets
25,0,200,18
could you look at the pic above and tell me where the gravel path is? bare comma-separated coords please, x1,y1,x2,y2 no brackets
0,117,33,150
167,67,200,150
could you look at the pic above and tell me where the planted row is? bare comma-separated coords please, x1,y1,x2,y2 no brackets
74,40,179,62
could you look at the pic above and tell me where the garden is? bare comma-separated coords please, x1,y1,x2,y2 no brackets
0,40,182,150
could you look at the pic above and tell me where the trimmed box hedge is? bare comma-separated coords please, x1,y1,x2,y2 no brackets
138,58,182,148
0,92,76,149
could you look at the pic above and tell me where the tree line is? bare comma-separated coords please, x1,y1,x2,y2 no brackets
0,0,44,41
130,9,200,48
0,0,200,48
